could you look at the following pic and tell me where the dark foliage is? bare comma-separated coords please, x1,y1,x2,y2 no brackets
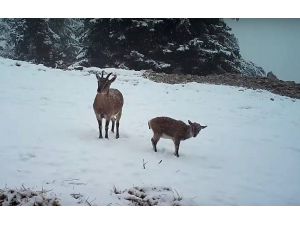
0,18,264,76
82,19,248,75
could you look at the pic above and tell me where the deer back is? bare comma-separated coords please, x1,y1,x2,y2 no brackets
149,117,190,139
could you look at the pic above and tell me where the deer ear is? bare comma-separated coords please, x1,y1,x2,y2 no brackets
201,125,207,129
188,120,192,125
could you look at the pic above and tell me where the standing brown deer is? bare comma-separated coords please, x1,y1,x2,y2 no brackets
93,71,124,139
148,117,207,157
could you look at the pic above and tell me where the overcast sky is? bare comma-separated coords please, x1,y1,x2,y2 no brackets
225,19,300,83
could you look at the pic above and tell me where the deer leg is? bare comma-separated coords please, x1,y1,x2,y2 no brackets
97,118,103,139
105,119,110,139
111,120,115,133
151,134,160,152
115,110,122,139
174,139,180,157
116,121,120,139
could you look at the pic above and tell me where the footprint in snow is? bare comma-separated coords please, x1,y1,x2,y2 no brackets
19,153,36,161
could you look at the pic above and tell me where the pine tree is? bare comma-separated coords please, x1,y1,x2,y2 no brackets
14,19,57,67
0,19,26,58
13,19,82,68
48,19,82,66
82,19,243,74
0,18,264,76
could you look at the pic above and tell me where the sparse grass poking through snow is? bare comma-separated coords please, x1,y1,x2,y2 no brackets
112,186,184,206
0,186,60,206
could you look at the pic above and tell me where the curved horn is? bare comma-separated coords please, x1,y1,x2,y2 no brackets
101,70,104,78
106,72,113,79
109,74,117,82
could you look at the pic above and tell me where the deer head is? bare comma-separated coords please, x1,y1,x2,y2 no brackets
188,120,207,137
96,71,117,94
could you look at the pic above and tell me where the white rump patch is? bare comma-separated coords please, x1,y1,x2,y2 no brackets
161,133,173,140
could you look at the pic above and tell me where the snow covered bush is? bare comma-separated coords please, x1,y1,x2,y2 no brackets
112,186,184,206
0,187,60,206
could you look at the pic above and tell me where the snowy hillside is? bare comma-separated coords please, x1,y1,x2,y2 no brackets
0,57,300,205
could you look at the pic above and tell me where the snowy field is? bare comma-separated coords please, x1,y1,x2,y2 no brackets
0,57,300,205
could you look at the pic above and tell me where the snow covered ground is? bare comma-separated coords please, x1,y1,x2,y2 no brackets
0,57,299,205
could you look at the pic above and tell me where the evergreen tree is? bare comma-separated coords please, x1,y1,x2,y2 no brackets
0,19,26,58
12,19,82,68
48,19,82,66
0,18,264,76
82,18,244,75
14,19,59,67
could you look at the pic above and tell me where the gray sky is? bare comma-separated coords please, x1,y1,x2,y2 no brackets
225,19,300,83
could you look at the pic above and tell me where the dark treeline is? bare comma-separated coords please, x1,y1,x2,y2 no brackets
0,18,264,76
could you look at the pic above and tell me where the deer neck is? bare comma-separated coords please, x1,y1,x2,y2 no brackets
97,89,110,95
185,126,193,140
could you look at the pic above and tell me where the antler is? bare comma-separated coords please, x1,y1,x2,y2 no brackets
101,70,105,78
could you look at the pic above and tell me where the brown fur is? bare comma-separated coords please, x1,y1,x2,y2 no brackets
148,117,207,157
93,89,123,121
93,71,124,139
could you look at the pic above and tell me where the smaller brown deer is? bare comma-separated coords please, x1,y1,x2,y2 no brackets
93,71,124,139
148,117,207,157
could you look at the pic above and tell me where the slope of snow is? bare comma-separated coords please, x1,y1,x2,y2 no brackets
0,57,299,205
